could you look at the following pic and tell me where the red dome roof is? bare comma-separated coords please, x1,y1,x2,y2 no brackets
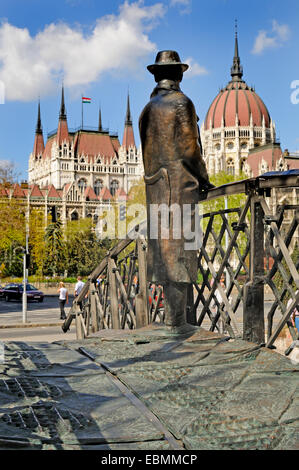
204,32,271,131
204,80,271,130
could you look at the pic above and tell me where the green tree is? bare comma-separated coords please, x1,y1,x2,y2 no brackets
29,208,47,276
0,161,19,185
64,218,110,277
201,171,247,215
44,220,65,276
0,198,26,277
128,178,146,207
199,172,249,273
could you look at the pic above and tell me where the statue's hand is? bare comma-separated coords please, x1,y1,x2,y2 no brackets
200,181,215,192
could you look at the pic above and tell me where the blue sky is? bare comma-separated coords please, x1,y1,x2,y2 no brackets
0,0,298,180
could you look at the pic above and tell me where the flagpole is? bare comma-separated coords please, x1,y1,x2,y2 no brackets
81,95,83,129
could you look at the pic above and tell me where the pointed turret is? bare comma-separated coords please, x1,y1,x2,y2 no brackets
98,106,103,132
33,100,44,158
125,93,132,126
36,100,42,134
57,84,69,145
59,84,67,120
122,92,135,149
230,21,243,81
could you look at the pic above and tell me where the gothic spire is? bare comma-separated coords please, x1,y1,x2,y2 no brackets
33,99,44,157
125,92,132,126
57,84,69,144
122,92,135,149
98,106,103,132
59,84,67,120
36,100,42,134
230,20,243,81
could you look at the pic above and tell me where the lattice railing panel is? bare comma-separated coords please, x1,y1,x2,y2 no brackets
263,204,299,349
61,174,299,357
194,203,251,338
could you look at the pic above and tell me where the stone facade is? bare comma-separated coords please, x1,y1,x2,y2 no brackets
27,89,143,223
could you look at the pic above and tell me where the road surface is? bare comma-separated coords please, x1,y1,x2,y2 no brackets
0,295,76,342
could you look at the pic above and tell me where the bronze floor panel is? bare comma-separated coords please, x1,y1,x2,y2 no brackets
0,326,298,450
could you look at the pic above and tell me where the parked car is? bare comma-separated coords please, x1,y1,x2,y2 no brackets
2,283,44,302
0,285,4,299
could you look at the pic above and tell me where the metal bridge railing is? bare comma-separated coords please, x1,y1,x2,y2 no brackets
62,172,299,356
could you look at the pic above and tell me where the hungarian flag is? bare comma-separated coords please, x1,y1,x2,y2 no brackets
82,97,91,104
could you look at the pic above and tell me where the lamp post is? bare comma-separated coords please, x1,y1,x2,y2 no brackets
22,246,27,324
22,195,30,323
225,196,229,288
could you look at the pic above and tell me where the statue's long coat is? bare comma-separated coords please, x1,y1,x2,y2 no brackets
139,81,210,284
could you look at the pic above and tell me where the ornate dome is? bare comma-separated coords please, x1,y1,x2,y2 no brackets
204,33,271,131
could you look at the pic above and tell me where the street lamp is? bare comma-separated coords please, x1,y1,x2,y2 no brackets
22,195,30,323
22,236,29,324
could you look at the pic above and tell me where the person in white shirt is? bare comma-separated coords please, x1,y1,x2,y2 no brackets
75,276,85,310
211,276,227,333
58,282,68,320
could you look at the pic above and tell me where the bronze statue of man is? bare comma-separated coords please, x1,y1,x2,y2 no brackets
139,50,213,334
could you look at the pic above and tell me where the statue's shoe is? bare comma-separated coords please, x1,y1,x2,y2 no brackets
165,323,199,336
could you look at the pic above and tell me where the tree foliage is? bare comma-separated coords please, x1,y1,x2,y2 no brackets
64,218,110,276
0,161,20,185
29,209,47,276
0,173,250,280
0,199,25,277
200,172,249,261
43,220,65,276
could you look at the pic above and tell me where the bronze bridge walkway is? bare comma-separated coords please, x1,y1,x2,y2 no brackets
0,325,298,450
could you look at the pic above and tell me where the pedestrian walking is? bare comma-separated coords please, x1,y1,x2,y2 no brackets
75,276,85,311
58,282,68,320
211,276,227,333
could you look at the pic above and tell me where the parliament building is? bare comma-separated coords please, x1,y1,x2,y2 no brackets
2,30,299,228
25,88,143,222
200,31,299,179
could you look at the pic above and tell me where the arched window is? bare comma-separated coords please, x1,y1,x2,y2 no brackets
240,158,247,173
94,179,103,196
227,159,235,176
71,211,79,221
110,179,119,196
278,162,284,171
78,178,87,193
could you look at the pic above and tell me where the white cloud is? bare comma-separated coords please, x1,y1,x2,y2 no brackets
252,20,290,55
170,0,190,5
169,0,191,14
184,57,208,78
0,1,165,101
272,19,290,41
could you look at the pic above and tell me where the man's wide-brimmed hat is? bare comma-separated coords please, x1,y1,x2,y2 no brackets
147,50,189,74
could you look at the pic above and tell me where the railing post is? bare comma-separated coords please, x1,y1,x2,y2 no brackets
90,287,99,333
243,196,265,344
108,257,120,329
186,284,196,325
135,238,149,328
75,305,84,340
